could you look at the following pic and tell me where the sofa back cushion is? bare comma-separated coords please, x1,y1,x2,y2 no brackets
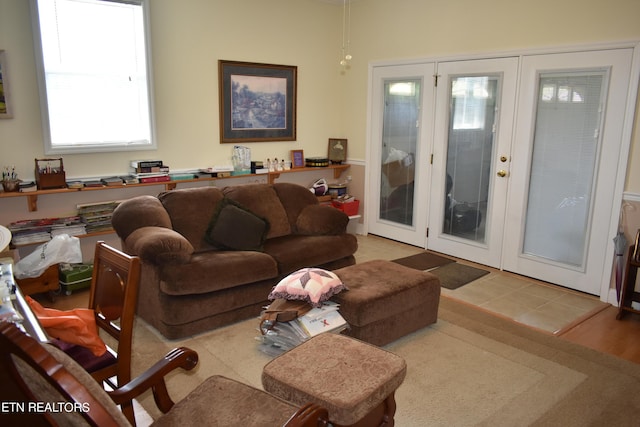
273,182,319,232
159,187,224,252
223,184,291,239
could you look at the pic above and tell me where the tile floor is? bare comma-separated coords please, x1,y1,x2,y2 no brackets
355,234,609,334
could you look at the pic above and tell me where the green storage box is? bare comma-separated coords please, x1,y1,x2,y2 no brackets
59,263,93,295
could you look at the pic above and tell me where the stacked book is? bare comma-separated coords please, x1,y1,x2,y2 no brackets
131,160,170,183
76,201,120,233
8,216,86,245
50,220,87,238
258,301,348,357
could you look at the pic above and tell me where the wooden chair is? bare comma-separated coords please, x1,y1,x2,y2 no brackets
51,241,141,423
0,322,329,427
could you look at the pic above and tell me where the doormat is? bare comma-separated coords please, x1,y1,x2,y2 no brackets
392,252,455,271
429,263,490,290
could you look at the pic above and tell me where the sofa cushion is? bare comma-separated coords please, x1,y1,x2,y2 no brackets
159,187,224,252
273,182,319,232
264,234,359,275
269,267,346,307
223,184,291,239
296,204,349,235
205,198,270,251
159,250,279,295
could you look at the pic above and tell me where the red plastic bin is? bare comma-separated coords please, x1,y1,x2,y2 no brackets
332,199,360,216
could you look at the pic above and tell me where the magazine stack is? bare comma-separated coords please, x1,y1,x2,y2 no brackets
257,301,348,357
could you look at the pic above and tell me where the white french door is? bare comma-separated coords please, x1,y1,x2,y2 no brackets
368,46,637,297
502,49,634,295
367,63,435,246
427,57,519,268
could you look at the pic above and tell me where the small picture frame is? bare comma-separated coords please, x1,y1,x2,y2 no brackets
291,150,305,168
328,138,347,164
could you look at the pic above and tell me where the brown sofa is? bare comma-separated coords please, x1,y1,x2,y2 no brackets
111,182,358,339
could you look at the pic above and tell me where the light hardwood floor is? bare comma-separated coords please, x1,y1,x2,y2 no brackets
558,306,640,364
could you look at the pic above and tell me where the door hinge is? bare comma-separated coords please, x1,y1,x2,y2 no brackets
426,227,429,237
434,74,439,87
430,154,434,164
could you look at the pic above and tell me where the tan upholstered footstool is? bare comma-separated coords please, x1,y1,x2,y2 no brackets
262,333,406,427
332,259,441,345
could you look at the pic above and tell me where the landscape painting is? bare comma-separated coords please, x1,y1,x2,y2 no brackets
231,74,286,130
219,60,297,143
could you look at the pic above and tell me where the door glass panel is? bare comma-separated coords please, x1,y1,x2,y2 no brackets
443,76,498,242
379,80,421,226
523,71,604,267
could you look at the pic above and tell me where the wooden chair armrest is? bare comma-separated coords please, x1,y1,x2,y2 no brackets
109,347,199,413
284,403,329,427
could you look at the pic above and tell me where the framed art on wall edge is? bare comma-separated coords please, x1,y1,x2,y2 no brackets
0,50,13,119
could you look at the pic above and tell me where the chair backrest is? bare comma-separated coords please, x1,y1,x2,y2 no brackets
88,241,141,388
0,322,130,427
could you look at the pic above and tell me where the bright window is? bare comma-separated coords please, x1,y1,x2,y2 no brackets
31,0,155,154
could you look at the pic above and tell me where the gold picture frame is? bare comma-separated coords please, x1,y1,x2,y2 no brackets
328,138,347,164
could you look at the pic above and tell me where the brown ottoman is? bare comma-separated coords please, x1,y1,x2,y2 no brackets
332,259,441,346
262,333,406,426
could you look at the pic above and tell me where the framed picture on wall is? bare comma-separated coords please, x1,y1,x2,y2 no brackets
291,150,304,168
219,60,297,143
0,50,13,119
328,138,347,164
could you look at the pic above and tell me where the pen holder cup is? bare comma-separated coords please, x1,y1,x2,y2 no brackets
2,180,20,192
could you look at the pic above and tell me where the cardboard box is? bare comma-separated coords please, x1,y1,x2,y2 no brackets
0,249,19,265
382,158,415,187
59,263,93,295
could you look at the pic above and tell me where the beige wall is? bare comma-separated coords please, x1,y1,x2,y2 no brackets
340,0,640,195
1,0,639,185
0,0,346,179
1,0,639,252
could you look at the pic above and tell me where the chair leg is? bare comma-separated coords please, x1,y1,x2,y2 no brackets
121,400,136,426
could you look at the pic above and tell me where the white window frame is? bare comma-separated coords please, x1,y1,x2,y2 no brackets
30,0,156,154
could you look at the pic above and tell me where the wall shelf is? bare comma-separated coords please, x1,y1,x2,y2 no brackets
0,164,350,212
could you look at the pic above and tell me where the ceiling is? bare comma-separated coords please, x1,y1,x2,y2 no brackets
315,0,362,4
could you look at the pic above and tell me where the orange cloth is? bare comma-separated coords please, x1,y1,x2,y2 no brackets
26,296,107,356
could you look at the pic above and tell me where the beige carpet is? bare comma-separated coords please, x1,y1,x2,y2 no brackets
129,296,640,426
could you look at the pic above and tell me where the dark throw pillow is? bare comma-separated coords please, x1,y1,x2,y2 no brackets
205,198,270,251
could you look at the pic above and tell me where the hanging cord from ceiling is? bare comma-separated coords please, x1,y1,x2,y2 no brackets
340,0,352,68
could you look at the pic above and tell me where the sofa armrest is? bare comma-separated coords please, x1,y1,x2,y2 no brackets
112,196,173,240
125,226,194,265
296,205,349,236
